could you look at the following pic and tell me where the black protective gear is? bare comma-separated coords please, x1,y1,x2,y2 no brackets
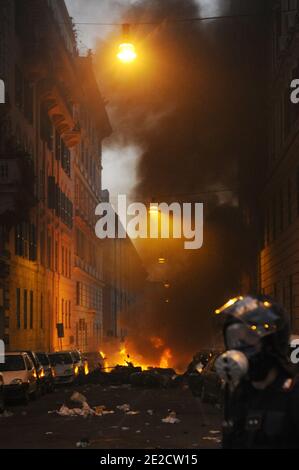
215,295,299,449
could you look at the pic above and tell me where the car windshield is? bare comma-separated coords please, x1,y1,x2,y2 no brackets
71,352,80,362
36,353,50,366
48,353,73,366
0,355,25,372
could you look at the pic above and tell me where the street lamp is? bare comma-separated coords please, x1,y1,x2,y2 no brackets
117,24,137,64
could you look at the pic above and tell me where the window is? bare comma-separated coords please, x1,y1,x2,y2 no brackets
272,198,277,241
29,224,37,261
62,246,65,276
47,234,52,270
15,65,23,109
40,231,45,266
40,294,44,330
30,291,33,329
24,289,28,329
288,178,292,225
279,189,284,232
69,251,71,278
55,241,58,272
24,356,33,371
76,282,81,306
16,288,21,329
65,249,68,278
68,301,71,329
61,139,71,177
40,104,52,150
24,79,33,124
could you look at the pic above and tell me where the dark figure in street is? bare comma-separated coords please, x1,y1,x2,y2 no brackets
214,295,299,449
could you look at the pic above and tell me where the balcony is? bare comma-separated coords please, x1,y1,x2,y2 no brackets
40,80,81,148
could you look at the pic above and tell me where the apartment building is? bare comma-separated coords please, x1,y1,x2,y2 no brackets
260,1,299,333
0,0,111,351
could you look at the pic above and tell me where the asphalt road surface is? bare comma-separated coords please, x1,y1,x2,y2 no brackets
0,384,222,449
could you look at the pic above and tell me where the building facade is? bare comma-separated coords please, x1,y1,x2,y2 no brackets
0,0,111,352
260,1,299,333
102,191,147,346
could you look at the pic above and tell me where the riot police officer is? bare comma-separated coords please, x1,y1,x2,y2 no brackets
214,295,299,449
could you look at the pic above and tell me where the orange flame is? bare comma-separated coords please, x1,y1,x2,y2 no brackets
159,348,173,368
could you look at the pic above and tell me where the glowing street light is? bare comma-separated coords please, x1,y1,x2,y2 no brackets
117,24,137,64
158,257,166,264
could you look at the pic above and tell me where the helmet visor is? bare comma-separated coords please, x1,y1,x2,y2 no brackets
225,323,261,350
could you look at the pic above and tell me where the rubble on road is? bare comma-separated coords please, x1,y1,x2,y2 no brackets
70,392,87,404
202,436,221,443
50,392,115,418
117,404,131,413
116,404,139,415
0,410,13,418
162,411,180,424
130,368,179,389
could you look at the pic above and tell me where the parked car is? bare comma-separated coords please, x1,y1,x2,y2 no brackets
0,372,4,413
48,352,79,385
0,352,38,403
36,352,55,392
188,352,223,404
70,350,89,377
24,351,46,395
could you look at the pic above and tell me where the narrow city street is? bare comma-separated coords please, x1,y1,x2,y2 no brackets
0,384,222,449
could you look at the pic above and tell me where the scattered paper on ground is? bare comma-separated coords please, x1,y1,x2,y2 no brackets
162,411,180,424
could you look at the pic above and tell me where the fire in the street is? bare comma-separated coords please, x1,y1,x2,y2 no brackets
99,338,175,372
159,348,173,368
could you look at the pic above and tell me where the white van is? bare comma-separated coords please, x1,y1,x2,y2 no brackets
0,352,38,403
48,352,78,384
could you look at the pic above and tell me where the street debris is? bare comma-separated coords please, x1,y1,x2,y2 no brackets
50,400,114,418
0,410,13,418
162,411,180,424
71,392,87,404
202,436,221,443
130,368,179,389
117,404,131,412
116,404,140,415
209,430,221,435
94,406,114,416
147,409,154,415
121,427,130,431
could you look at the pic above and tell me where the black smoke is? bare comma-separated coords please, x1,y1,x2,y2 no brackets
95,0,269,368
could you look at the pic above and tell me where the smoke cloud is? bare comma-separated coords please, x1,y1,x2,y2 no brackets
92,0,267,369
